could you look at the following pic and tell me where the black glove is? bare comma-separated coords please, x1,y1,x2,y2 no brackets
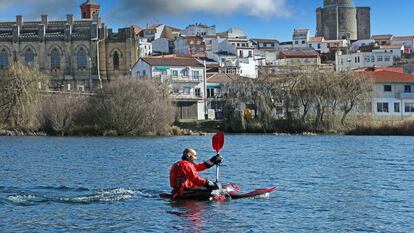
204,180,219,190
205,154,223,168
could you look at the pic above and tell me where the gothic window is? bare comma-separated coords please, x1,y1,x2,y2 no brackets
113,51,119,71
51,48,60,69
77,48,87,69
25,48,34,64
0,49,9,69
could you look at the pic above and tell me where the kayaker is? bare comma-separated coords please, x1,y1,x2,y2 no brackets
170,148,222,198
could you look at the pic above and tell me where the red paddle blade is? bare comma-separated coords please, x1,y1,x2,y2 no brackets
212,131,224,153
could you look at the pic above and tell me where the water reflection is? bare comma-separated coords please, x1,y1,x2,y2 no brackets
167,200,207,233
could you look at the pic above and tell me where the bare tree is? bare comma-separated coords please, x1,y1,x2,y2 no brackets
39,93,90,136
95,77,175,135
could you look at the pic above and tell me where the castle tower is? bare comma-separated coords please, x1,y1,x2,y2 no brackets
316,0,370,41
80,0,100,19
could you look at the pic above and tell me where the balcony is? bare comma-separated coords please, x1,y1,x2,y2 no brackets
158,75,203,83
397,92,414,99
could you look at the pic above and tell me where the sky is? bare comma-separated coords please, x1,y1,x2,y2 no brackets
0,0,412,41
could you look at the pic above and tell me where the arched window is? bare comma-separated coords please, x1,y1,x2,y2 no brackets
0,49,9,69
77,47,87,69
25,48,34,64
113,51,119,71
51,48,60,69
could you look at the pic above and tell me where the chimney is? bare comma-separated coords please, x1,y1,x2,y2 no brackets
66,14,74,25
41,15,48,25
16,15,23,27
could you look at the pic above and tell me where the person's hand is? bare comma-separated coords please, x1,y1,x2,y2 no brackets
204,180,219,190
211,154,223,165
205,154,223,168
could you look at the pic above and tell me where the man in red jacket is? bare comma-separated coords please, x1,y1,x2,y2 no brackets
170,148,222,198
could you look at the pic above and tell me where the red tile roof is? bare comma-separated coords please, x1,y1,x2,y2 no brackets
392,36,414,41
141,57,204,67
308,37,324,43
360,67,414,83
293,29,309,36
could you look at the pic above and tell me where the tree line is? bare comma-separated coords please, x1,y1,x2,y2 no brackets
0,63,175,136
222,66,374,133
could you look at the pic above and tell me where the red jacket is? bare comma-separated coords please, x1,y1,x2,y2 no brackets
170,160,208,192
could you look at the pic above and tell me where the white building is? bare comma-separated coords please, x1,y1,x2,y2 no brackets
251,39,279,64
361,67,414,117
131,57,206,120
151,38,174,55
336,51,394,72
307,37,329,53
181,23,216,36
373,45,404,59
293,29,310,48
225,28,246,38
227,38,255,58
138,38,152,57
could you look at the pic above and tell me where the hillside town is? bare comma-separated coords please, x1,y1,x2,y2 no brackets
1,0,414,126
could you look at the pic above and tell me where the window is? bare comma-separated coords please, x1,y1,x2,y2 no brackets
181,69,188,76
383,85,392,92
0,49,9,69
405,103,414,112
113,51,119,70
248,51,253,58
394,103,400,113
295,41,299,45
183,87,191,95
309,44,313,48
172,70,178,76
239,50,243,57
51,48,60,69
77,48,87,69
192,71,199,79
207,88,215,98
25,48,34,64
302,41,305,44
317,43,321,49
365,56,370,63
195,88,201,97
405,85,411,93
377,56,383,62
371,56,375,62
385,56,391,62
377,102,389,113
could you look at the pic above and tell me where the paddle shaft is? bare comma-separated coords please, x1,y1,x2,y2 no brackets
216,164,219,182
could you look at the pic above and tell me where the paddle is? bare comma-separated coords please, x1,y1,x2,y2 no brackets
212,131,224,182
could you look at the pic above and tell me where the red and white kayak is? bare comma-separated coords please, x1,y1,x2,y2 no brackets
160,183,277,201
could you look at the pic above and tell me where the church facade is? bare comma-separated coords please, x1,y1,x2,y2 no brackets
0,0,140,91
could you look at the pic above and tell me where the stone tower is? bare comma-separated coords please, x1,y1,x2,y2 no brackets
316,0,370,40
80,0,100,19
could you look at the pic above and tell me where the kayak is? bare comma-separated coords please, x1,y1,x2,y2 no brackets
160,183,277,201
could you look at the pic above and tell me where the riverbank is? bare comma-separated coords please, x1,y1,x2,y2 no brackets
2,119,414,136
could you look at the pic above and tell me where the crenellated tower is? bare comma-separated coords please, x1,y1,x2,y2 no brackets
316,0,370,40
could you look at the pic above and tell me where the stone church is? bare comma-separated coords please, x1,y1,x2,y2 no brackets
0,0,140,91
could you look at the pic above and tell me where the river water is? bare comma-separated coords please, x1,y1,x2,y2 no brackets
1,135,413,232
